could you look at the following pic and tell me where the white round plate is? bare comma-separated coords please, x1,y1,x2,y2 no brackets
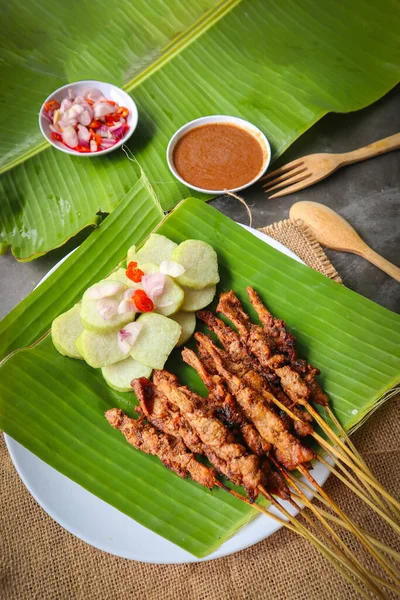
4,226,329,564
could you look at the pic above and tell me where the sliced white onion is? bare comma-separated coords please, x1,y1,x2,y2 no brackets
60,98,72,113
118,322,143,354
142,273,165,299
100,138,115,148
117,299,135,314
123,288,135,300
97,298,118,320
159,260,185,277
93,102,114,119
78,105,93,126
87,281,123,299
90,140,97,152
77,124,91,143
109,119,125,132
61,125,78,148
61,104,84,127
49,124,61,133
82,87,103,102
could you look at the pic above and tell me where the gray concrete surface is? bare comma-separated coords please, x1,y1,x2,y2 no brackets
1,86,399,320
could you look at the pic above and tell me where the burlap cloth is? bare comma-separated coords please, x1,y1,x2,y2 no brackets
1,219,398,600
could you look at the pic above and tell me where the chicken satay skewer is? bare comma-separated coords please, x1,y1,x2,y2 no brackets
196,327,400,521
181,347,272,456
146,374,385,599
149,372,393,596
211,295,400,520
181,345,396,593
105,407,303,532
198,334,400,585
105,410,376,597
240,287,400,520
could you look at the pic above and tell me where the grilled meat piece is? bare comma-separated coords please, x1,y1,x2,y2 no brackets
195,333,316,471
217,291,325,408
152,370,266,500
133,377,203,454
246,287,328,406
246,286,297,360
181,347,272,456
196,313,313,438
105,408,217,489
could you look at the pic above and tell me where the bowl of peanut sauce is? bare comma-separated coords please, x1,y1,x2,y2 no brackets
166,115,271,194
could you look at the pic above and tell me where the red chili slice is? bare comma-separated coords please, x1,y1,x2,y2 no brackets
51,132,62,142
132,289,154,312
116,106,129,118
88,119,102,129
44,100,60,112
75,144,91,153
126,261,144,283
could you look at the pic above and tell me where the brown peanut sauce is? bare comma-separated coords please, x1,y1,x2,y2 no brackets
172,123,265,190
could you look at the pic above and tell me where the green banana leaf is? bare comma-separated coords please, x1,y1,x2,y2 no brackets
0,171,163,360
1,0,399,260
0,198,399,558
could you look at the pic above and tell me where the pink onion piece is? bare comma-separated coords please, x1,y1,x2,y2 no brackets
97,298,119,320
49,124,61,133
42,110,52,123
87,281,123,299
82,87,103,102
61,125,78,148
60,104,84,127
117,299,135,314
90,140,97,152
100,138,115,149
142,273,165,300
97,125,112,138
159,260,185,277
78,103,93,126
112,125,126,140
67,88,75,100
93,102,114,119
118,322,143,354
123,288,135,300
77,124,91,143
109,119,125,132
60,98,72,113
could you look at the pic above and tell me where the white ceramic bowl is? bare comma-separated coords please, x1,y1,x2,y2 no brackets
166,115,271,194
39,80,138,157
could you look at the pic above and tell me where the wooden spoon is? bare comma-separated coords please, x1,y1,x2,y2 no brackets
290,201,400,282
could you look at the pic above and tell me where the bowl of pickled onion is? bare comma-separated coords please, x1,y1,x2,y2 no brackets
39,80,138,156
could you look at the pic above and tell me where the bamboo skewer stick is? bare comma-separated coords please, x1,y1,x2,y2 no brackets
214,481,300,535
304,400,400,515
221,481,377,597
269,393,400,518
271,465,387,596
288,481,400,563
256,485,378,599
314,432,400,512
324,404,400,522
298,465,400,586
285,479,398,596
318,451,400,535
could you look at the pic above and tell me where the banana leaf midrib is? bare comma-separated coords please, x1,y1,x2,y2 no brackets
0,0,240,177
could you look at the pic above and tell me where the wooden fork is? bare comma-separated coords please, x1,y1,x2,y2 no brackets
263,133,400,198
